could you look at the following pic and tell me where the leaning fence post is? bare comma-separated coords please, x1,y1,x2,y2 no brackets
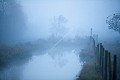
112,55,117,80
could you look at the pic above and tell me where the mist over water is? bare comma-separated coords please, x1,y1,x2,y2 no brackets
22,50,82,80
0,47,82,80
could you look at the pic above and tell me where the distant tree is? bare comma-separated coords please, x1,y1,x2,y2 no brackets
106,13,120,33
50,15,68,37
0,0,26,44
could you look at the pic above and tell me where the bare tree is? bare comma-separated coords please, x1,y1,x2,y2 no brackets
51,15,68,37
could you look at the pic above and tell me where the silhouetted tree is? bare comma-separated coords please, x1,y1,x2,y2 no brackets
106,13,120,33
0,0,26,44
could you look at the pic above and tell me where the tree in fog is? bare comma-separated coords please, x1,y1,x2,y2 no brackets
50,15,68,37
0,0,26,44
106,13,120,33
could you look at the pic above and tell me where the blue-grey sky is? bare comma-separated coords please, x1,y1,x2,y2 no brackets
20,0,120,40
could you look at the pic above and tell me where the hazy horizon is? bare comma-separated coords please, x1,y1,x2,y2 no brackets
20,0,120,41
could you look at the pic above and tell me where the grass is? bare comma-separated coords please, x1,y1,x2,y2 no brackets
76,62,102,80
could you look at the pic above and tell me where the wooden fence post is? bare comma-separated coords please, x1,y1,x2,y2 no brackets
95,46,98,71
95,43,117,80
99,43,102,72
112,55,117,80
99,43,103,74
101,46,104,78
104,50,108,80
96,44,99,72
108,52,111,80
97,44,100,72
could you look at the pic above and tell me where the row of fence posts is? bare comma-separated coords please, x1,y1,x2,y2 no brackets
95,43,117,80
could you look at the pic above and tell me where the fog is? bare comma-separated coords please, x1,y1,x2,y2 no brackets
1,0,120,44
0,0,120,80
20,0,120,41
22,50,82,80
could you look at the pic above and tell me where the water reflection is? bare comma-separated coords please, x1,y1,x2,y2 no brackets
22,50,82,80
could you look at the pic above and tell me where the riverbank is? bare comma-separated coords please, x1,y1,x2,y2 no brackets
76,62,102,80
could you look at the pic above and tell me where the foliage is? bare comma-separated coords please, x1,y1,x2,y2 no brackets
0,45,32,70
106,13,120,33
0,0,26,44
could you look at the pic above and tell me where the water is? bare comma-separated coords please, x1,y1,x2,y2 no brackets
0,49,82,80
22,50,82,80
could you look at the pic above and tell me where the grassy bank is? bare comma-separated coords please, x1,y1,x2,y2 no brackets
76,62,102,80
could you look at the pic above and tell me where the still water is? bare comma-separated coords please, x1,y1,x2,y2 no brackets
22,50,82,80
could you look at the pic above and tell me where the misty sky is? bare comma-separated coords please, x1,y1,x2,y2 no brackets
20,0,120,40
